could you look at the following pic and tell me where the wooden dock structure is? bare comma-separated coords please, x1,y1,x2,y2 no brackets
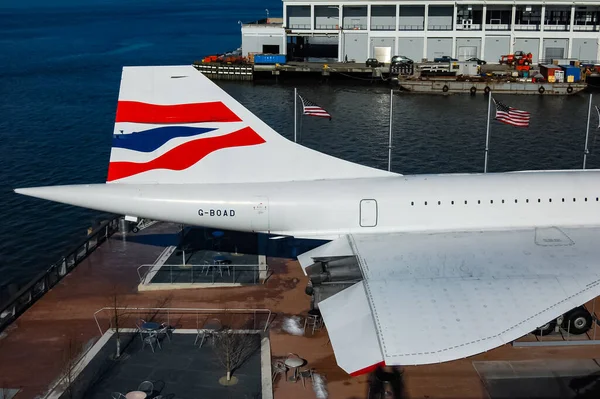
192,61,590,95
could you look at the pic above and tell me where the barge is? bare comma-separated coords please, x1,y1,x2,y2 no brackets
398,79,586,95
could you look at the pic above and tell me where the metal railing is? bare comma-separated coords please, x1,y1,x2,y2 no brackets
514,24,540,31
371,24,396,30
485,24,511,30
544,24,569,31
137,263,264,285
398,24,424,30
456,24,482,30
93,307,273,335
289,24,310,29
427,24,453,30
315,24,338,30
0,217,120,333
573,24,600,31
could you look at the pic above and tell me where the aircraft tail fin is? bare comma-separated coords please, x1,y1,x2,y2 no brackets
107,65,395,184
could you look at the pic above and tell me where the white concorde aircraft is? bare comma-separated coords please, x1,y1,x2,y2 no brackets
15,65,600,376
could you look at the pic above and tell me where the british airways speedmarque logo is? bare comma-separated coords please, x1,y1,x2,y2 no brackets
107,101,265,181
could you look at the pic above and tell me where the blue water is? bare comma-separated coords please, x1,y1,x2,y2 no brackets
0,0,280,293
1,0,598,297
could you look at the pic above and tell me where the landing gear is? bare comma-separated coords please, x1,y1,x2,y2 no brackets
532,320,557,336
530,306,593,336
561,306,593,335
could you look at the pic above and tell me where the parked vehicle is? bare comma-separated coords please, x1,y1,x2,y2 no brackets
499,51,532,66
434,56,458,62
366,58,384,67
467,57,487,65
391,55,413,65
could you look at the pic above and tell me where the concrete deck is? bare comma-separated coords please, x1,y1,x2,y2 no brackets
3,222,600,398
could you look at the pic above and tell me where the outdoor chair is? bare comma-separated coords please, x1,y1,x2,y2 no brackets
201,260,210,275
135,318,149,341
271,360,288,383
304,310,323,335
111,393,126,399
157,322,171,343
137,381,154,395
142,332,162,352
299,368,315,389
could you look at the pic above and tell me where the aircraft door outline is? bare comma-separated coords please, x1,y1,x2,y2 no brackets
360,199,378,227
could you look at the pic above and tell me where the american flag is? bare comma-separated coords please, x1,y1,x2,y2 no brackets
299,96,331,120
493,98,530,127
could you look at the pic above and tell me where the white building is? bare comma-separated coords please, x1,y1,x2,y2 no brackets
243,0,600,63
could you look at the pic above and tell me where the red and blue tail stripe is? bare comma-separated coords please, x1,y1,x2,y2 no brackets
112,126,216,153
108,101,265,182
116,101,242,124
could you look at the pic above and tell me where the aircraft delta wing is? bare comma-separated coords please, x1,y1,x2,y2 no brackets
13,65,600,377
299,229,600,375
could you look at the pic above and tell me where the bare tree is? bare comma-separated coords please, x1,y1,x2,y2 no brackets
109,290,129,359
61,335,83,399
212,329,260,384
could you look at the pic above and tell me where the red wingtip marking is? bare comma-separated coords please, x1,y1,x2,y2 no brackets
349,361,386,377
115,101,242,124
107,126,265,181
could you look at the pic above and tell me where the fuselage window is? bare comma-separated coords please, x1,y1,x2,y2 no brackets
411,201,414,206
562,198,565,202
526,199,529,203
438,201,441,205
478,200,481,204
549,198,552,202
573,198,576,202
514,199,518,203
424,201,428,205
451,200,455,205
490,200,494,204
464,200,468,205
585,198,588,202
538,199,541,203
596,197,599,201
502,199,505,204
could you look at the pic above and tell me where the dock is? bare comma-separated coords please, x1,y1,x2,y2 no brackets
192,61,589,95
193,61,389,82
3,220,600,398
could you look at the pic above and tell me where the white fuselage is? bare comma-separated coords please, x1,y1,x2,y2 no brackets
27,170,600,238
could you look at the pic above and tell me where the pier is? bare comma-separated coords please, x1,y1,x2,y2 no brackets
193,61,388,82
192,61,590,95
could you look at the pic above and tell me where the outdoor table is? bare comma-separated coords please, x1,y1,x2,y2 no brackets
141,321,160,330
213,255,231,265
204,319,222,331
125,391,147,399
284,357,305,382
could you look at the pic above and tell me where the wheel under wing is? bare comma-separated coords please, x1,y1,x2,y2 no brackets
299,227,600,375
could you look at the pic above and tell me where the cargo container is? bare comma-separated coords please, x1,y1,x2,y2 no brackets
559,65,581,83
253,54,286,65
554,70,565,83
540,64,562,80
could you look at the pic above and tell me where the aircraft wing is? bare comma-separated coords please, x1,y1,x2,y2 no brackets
302,227,600,375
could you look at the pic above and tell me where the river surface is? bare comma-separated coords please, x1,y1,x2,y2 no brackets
1,0,598,298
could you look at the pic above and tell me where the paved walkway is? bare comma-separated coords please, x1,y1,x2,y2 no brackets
2,222,600,398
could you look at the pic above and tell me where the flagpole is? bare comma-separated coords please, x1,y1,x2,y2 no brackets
294,88,298,143
388,89,393,172
484,92,492,173
583,93,592,169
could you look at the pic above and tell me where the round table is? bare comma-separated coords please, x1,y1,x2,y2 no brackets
284,357,305,381
204,319,222,331
125,391,147,399
142,321,160,330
